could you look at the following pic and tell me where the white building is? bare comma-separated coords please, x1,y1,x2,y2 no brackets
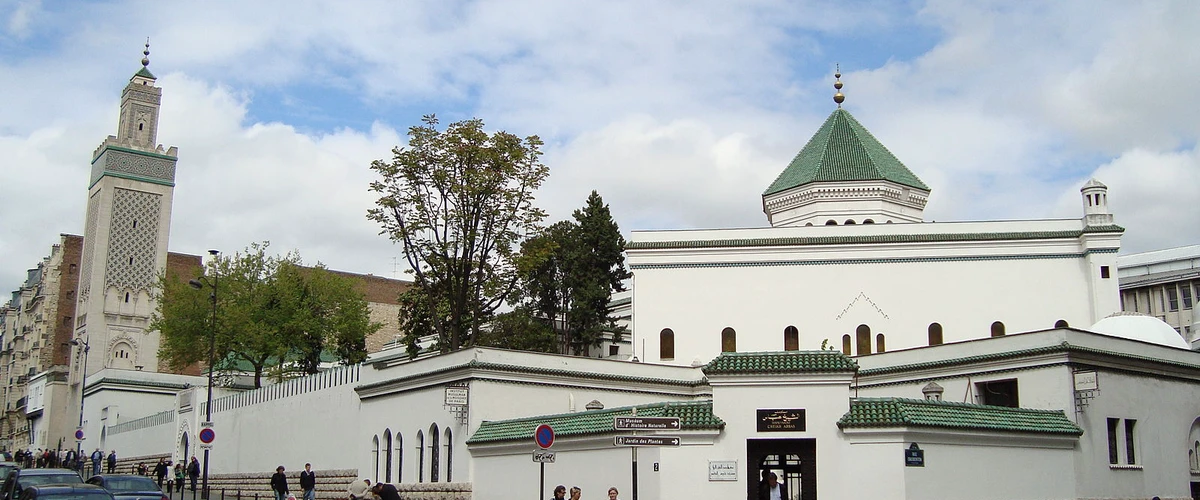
1118,244,1200,343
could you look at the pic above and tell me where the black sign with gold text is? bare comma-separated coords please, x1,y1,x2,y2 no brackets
757,409,806,432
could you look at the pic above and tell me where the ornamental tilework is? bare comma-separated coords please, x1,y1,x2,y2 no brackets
92,148,176,185
78,193,100,303
104,188,161,293
123,86,161,105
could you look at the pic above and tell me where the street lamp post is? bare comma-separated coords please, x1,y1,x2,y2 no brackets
188,249,220,500
70,338,89,476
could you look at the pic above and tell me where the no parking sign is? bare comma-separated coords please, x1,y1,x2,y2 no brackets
199,421,215,449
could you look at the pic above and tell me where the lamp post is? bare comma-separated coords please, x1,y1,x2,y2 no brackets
70,337,89,476
188,249,220,500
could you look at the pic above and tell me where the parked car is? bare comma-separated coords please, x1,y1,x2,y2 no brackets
1,469,82,500
0,464,18,490
84,475,165,500
18,484,113,500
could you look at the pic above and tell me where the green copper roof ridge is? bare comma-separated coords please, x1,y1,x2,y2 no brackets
838,111,929,191
134,66,156,80
837,397,1083,435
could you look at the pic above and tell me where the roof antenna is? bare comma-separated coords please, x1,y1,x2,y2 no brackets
833,64,845,108
142,38,151,69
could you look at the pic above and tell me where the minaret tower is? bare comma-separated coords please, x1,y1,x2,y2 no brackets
74,41,178,376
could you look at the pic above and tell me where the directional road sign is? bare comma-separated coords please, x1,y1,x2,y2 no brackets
614,435,681,447
535,424,555,449
532,451,556,463
613,416,681,431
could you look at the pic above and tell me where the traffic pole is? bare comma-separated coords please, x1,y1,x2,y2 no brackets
539,462,545,500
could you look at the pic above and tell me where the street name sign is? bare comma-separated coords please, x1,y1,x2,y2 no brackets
532,451,556,463
613,416,681,430
614,435,680,447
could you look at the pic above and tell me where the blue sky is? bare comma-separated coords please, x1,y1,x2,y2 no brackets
2,0,1198,294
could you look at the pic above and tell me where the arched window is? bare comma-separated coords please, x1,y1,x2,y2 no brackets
383,429,393,482
1054,319,1069,328
856,325,872,355
784,326,799,351
416,430,424,483
844,219,856,225
444,428,453,482
660,329,675,360
928,323,943,346
841,335,851,355
429,423,440,482
863,219,875,224
991,321,1006,337
372,436,380,482
395,433,403,483
721,327,736,353
876,333,886,353
825,220,838,225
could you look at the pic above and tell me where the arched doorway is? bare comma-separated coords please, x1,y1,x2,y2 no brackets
179,432,189,465
746,439,815,500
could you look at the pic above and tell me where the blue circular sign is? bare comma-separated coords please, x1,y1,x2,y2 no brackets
74,429,85,441
535,424,554,449
199,428,216,444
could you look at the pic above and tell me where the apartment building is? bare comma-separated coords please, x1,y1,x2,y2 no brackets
1117,244,1200,344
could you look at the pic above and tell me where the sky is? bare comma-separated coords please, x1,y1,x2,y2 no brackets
2,0,1199,294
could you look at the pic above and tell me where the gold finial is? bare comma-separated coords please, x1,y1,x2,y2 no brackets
833,64,845,108
142,38,150,68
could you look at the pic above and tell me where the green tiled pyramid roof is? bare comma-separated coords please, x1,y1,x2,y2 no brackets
467,400,724,445
764,109,929,196
703,351,858,375
837,398,1082,436
134,66,156,79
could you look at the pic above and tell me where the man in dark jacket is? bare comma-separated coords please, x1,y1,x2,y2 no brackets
370,482,400,500
155,459,169,489
270,466,288,500
107,451,117,474
299,463,315,500
188,457,201,491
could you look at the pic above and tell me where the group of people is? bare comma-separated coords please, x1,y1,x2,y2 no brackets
139,457,201,492
2,448,117,476
270,463,317,500
549,485,621,500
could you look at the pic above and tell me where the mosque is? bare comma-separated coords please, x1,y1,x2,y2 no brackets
52,54,1200,500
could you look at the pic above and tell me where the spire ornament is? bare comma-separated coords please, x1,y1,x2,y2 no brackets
833,64,845,108
142,38,150,68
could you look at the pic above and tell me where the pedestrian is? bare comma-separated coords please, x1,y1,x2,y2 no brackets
299,463,315,500
346,479,370,500
107,451,117,474
188,456,200,491
155,458,168,489
569,487,581,500
551,485,566,500
368,483,399,500
270,465,288,500
607,487,620,500
137,462,147,476
90,448,104,477
175,463,186,492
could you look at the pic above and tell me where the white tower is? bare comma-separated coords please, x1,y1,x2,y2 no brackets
1081,178,1113,227
74,42,178,376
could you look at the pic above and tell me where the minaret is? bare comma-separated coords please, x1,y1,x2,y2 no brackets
73,41,178,377
1081,178,1113,226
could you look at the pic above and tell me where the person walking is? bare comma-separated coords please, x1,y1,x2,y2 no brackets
106,451,117,474
154,459,168,489
550,485,566,500
90,448,103,477
188,457,200,491
607,487,620,500
369,483,399,500
270,466,289,500
299,463,315,500
569,487,581,500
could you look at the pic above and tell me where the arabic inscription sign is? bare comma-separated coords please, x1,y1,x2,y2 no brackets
756,408,806,432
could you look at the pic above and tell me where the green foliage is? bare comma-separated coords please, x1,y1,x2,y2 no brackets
508,191,631,355
368,115,549,353
476,308,559,354
151,242,381,387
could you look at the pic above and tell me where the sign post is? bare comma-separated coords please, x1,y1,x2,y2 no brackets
198,422,215,450
535,424,554,500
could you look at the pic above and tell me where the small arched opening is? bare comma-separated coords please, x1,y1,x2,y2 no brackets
784,326,799,351
928,323,943,346
1054,319,1069,328
856,325,872,355
660,329,675,360
721,327,737,353
991,321,1006,337
841,335,851,355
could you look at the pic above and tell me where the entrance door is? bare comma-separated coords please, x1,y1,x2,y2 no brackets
746,439,816,500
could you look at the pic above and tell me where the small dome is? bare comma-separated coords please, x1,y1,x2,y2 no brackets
1081,178,1107,190
1088,313,1188,349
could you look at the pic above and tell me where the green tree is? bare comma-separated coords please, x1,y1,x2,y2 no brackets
152,243,380,387
368,115,549,353
504,191,631,355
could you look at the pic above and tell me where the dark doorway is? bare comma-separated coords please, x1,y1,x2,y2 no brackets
1191,480,1200,499
746,438,816,500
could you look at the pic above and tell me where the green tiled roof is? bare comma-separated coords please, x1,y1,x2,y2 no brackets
837,398,1082,436
704,351,858,375
764,109,929,196
626,227,1124,251
134,66,156,79
467,400,724,445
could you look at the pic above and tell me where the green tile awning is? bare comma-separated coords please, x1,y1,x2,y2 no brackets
703,351,858,375
626,227,1124,251
467,400,724,445
764,109,929,196
837,398,1083,436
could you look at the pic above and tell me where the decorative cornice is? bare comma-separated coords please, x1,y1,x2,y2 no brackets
628,228,1125,251
631,250,1119,270
858,340,1200,378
